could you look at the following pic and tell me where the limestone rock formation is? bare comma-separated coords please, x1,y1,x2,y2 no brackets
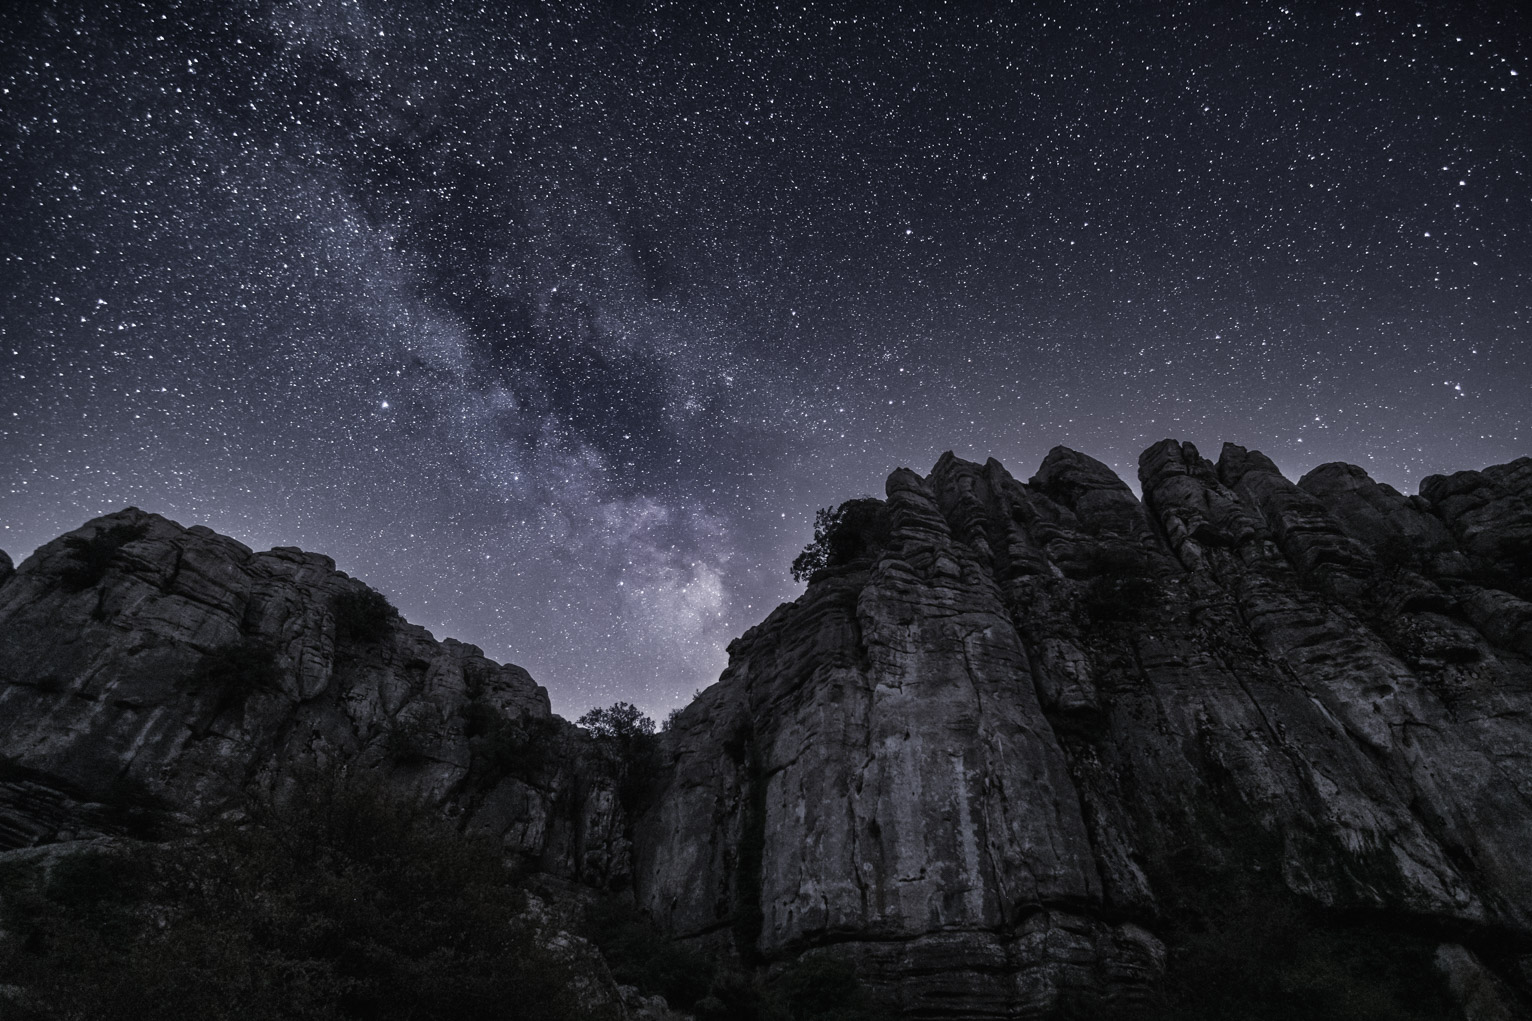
3,442,1532,1018
639,442,1532,1017
0,508,626,885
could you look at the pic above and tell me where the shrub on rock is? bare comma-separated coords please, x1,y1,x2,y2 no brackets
791,499,892,582
58,522,148,592
333,586,397,643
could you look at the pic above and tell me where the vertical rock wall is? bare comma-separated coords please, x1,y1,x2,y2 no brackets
639,443,1532,1017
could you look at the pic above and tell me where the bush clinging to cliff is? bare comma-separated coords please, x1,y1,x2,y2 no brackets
333,586,397,643
791,498,892,581
58,522,148,591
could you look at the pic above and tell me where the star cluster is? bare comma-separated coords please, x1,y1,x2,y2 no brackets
2,0,1527,717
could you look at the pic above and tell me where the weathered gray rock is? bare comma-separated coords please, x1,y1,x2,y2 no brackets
0,508,625,885
6,441,1532,1018
1299,461,1458,556
1421,459,1532,574
639,443,1532,1017
639,459,1157,1017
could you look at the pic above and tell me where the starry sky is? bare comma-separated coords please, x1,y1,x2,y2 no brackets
2,1,1527,719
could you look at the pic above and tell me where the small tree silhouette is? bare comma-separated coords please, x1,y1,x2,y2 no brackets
578,703,659,812
791,498,891,582
577,702,655,743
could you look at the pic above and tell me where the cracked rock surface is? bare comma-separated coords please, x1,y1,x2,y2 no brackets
4,442,1532,1018
638,443,1532,1017
0,507,628,886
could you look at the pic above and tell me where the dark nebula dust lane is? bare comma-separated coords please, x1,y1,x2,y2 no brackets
2,1,1527,717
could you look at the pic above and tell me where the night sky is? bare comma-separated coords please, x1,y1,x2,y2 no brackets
2,1,1527,719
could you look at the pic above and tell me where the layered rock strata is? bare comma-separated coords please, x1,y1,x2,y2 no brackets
3,443,1532,1018
638,443,1532,1017
0,508,627,884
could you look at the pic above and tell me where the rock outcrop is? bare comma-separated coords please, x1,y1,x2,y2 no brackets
0,508,628,885
639,443,1532,1017
3,443,1532,1018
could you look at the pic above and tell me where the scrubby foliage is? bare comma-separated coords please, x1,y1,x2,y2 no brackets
332,586,397,643
767,957,880,1021
585,900,876,1021
1143,896,1463,1020
578,702,661,813
688,958,878,1021
0,769,589,1021
578,701,655,743
464,703,558,784
383,711,437,764
58,522,148,592
0,759,877,1021
791,499,892,582
1128,817,1465,1021
585,899,715,1009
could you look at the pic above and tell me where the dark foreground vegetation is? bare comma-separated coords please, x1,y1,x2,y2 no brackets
0,763,879,1021
0,770,583,1021
588,898,877,1021
791,499,892,581
0,700,1476,1021
1140,897,1464,1021
1122,820,1468,1021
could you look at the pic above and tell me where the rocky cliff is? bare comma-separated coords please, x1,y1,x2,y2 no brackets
0,508,629,886
638,442,1532,1018
3,442,1532,1019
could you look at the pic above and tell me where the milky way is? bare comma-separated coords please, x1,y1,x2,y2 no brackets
2,1,1527,717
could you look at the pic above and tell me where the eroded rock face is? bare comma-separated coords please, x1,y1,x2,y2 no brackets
1421,458,1532,575
5,442,1532,1019
640,442,1532,1018
0,508,626,884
